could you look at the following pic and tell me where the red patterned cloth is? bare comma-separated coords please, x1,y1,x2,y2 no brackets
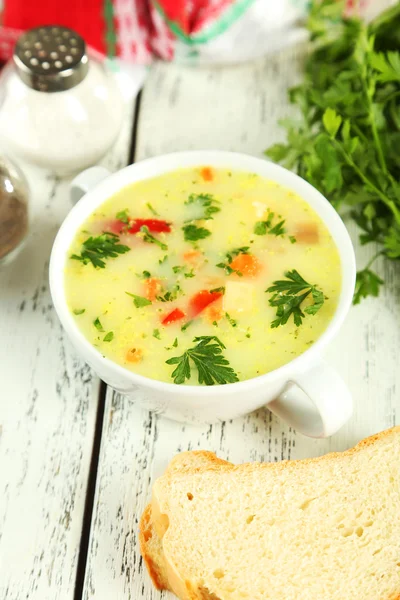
0,0,390,64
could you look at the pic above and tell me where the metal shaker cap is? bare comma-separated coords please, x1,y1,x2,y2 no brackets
13,26,89,92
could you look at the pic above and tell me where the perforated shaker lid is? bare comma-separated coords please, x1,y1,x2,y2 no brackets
13,26,89,92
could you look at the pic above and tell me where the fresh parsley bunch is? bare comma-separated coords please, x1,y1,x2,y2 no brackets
266,0,400,304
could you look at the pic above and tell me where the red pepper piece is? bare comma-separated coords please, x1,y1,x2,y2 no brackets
189,290,223,317
161,308,185,326
128,219,171,234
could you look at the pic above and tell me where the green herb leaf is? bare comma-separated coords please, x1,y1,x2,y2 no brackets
225,313,237,327
172,337,178,347
181,320,193,332
73,308,86,315
354,268,384,305
103,331,114,342
185,193,221,220
182,224,211,242
254,211,286,237
289,235,297,244
146,202,159,216
153,328,161,339
166,336,239,385
266,269,325,328
264,1,400,303
93,317,104,332
116,209,130,224
140,225,168,251
125,292,152,308
210,286,225,294
157,283,182,303
71,232,130,269
323,108,342,138
159,255,168,265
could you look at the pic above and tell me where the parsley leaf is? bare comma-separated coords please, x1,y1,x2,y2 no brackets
166,336,239,385
125,292,152,308
182,224,211,242
103,331,114,342
73,308,85,315
146,202,159,216
354,268,384,305
225,313,237,327
254,212,286,237
93,317,104,332
185,193,221,220
116,209,129,224
153,329,161,340
71,232,130,269
139,225,168,251
264,0,400,303
266,269,325,328
157,283,182,303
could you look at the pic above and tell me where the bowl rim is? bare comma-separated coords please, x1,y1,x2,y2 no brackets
49,150,356,396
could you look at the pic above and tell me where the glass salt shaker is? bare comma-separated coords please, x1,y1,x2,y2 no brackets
0,155,30,266
0,26,123,175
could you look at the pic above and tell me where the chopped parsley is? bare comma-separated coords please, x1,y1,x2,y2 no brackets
116,209,130,224
173,337,178,347
185,193,221,220
146,202,159,216
182,224,211,242
225,313,237,327
181,320,193,332
166,336,239,385
71,232,130,269
125,292,152,308
153,329,161,340
266,269,325,328
73,308,85,315
159,255,168,265
254,211,286,237
93,317,104,332
157,283,182,303
210,286,225,294
140,225,168,251
103,331,114,342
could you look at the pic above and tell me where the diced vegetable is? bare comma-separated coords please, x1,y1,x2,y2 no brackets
189,290,223,317
204,301,223,323
128,219,171,234
252,201,268,218
229,253,262,278
200,167,214,181
144,278,162,301
183,250,203,265
294,222,319,244
126,348,143,363
223,281,255,314
161,308,186,325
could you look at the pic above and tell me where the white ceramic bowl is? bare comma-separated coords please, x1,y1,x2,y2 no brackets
50,151,356,437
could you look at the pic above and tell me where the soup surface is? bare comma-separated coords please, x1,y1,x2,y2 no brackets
65,166,341,385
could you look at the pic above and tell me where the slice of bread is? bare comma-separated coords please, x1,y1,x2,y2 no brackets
140,427,400,600
140,451,228,591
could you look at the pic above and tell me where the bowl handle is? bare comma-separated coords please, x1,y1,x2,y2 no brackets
267,360,353,438
70,166,111,204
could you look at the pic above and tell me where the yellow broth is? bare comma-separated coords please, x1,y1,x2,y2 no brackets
64,167,341,385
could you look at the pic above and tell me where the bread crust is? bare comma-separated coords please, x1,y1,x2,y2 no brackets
140,426,400,599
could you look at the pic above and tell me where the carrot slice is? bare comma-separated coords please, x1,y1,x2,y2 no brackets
126,348,143,363
200,167,214,181
230,253,262,278
189,290,223,317
161,308,185,326
204,299,223,322
144,278,162,301
295,222,319,244
183,250,203,266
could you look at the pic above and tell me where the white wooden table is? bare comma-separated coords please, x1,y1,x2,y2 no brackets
1,45,399,600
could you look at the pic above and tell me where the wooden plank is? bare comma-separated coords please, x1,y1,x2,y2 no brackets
0,100,135,600
83,47,400,599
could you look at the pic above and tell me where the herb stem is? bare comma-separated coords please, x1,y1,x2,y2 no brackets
332,139,400,226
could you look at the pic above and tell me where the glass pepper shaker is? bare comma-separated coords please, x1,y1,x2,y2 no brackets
0,155,30,266
0,26,123,175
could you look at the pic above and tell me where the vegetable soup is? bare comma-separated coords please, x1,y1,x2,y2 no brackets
64,166,341,385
